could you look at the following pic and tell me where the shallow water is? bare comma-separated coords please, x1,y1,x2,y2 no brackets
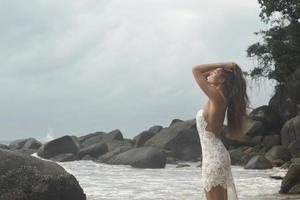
56,160,300,200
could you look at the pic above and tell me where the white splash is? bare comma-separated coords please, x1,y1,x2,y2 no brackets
44,127,55,142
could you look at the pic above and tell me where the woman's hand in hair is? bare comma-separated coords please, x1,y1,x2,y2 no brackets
226,62,237,70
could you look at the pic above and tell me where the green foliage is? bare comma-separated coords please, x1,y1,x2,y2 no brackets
246,0,300,85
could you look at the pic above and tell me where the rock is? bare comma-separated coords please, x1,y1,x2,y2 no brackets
176,164,190,168
144,119,201,161
251,135,264,145
241,151,259,165
166,156,177,164
148,125,163,134
15,148,38,155
265,145,292,163
166,129,201,161
281,115,300,148
229,147,245,165
289,183,300,194
9,138,41,153
280,160,300,194
272,159,285,167
78,129,123,148
269,68,300,125
248,105,281,131
78,131,106,148
244,155,273,169
37,135,80,159
0,149,86,200
281,161,292,169
288,138,300,157
169,119,183,126
97,146,132,163
49,153,77,162
107,146,166,168
81,155,95,161
270,175,284,180
104,139,132,152
0,144,9,149
132,130,157,147
242,119,265,137
261,135,281,151
78,143,108,159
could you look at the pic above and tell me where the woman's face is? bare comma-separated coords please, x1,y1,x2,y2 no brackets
207,68,224,85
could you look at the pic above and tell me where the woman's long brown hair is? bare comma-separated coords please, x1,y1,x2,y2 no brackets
221,65,250,139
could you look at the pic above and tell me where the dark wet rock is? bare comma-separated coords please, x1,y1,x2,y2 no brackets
244,155,273,169
0,149,86,200
37,136,80,159
107,146,166,168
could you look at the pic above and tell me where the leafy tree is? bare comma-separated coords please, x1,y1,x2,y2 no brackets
246,0,300,85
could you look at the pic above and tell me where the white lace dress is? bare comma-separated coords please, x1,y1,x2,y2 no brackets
196,109,238,200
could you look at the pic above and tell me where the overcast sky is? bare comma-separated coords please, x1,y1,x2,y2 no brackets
0,0,277,142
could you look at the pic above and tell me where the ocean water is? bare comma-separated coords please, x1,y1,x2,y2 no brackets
52,160,300,200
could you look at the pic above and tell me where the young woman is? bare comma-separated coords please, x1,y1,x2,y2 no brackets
192,62,250,200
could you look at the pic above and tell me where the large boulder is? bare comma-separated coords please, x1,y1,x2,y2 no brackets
97,146,133,163
78,131,106,148
265,145,292,163
244,155,273,169
281,115,300,148
288,138,300,157
260,134,281,152
132,130,157,147
269,68,300,125
280,158,300,194
0,149,86,200
37,136,80,159
248,105,281,131
166,128,201,161
106,146,166,168
78,129,123,148
144,119,195,148
9,138,42,155
229,147,245,165
78,143,108,159
143,119,200,161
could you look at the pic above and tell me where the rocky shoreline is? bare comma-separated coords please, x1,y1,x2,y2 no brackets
1,68,300,199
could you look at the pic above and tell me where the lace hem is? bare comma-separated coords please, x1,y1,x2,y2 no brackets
203,180,227,192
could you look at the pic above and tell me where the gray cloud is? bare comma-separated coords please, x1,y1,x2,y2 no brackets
0,0,275,141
